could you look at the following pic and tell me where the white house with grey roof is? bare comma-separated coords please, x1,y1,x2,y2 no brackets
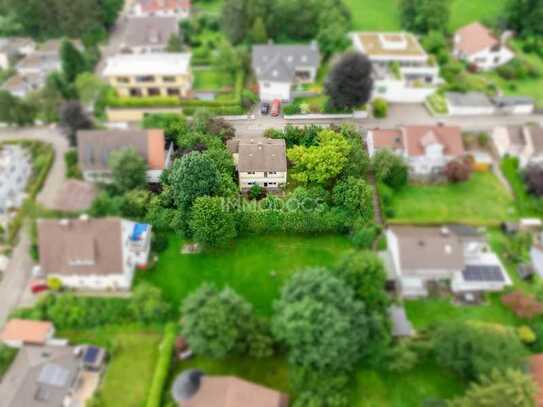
251,42,320,102
228,137,287,191
387,225,511,298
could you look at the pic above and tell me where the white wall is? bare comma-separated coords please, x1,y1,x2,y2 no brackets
446,101,495,116
456,46,514,71
373,79,436,103
239,171,287,190
258,81,291,102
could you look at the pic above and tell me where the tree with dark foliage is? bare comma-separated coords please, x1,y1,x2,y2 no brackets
524,163,543,197
325,52,373,111
444,157,472,183
59,101,93,146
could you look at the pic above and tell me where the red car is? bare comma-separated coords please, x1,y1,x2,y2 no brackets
31,283,49,294
271,99,281,117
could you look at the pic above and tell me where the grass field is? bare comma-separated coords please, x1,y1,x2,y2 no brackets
355,360,466,407
193,68,233,91
139,234,352,315
387,172,516,225
405,294,520,330
345,0,507,31
501,157,543,217
61,325,162,407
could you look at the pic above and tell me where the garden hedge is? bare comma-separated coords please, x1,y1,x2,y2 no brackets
146,323,177,407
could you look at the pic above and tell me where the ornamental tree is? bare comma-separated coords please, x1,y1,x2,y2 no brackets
189,196,237,247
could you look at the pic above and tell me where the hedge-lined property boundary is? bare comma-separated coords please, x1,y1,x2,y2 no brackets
107,71,245,109
146,323,177,407
4,140,55,245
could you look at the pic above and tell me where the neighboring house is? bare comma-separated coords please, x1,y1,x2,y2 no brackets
77,128,172,183
0,37,35,70
0,344,105,407
121,16,179,53
1,73,43,98
493,125,543,167
174,370,289,407
387,225,512,298
131,0,191,19
227,137,287,191
351,32,442,103
103,53,192,97
453,22,514,71
251,42,320,102
445,92,495,116
0,320,55,348
367,124,465,177
0,145,31,214
491,95,535,115
37,217,152,291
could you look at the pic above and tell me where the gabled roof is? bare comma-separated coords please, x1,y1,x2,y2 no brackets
183,376,289,407
123,16,179,48
252,43,320,83
0,320,53,345
103,53,191,76
230,137,287,173
76,129,165,172
37,218,124,277
455,22,499,56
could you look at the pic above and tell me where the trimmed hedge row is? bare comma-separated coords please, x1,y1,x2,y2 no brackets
146,323,177,407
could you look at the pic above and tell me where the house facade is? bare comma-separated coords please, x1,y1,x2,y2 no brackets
493,125,543,167
367,125,465,177
37,217,152,291
0,37,35,70
453,22,514,71
387,225,512,298
121,16,179,53
0,145,32,214
103,53,192,97
251,42,320,102
77,128,172,183
351,32,442,103
131,0,191,19
228,138,287,191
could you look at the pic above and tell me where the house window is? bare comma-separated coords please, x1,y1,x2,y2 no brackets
135,75,155,83
268,171,277,175
162,76,176,82
167,88,180,96
262,82,270,88
246,171,255,175
117,76,130,83
129,88,143,97
147,88,161,96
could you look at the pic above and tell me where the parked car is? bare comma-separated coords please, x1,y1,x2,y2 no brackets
271,99,281,117
260,102,270,115
31,282,49,294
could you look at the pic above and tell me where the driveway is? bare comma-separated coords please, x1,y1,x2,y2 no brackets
0,127,68,326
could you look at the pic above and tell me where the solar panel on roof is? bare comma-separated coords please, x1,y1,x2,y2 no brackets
38,364,70,387
462,265,505,282
83,346,99,364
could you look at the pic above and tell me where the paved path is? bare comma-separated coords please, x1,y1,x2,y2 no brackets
0,127,68,326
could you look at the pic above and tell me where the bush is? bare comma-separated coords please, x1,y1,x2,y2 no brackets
283,102,301,115
64,150,82,179
351,226,377,249
523,164,543,197
248,184,266,200
444,157,472,183
151,232,169,253
146,323,177,407
517,325,536,344
372,98,389,118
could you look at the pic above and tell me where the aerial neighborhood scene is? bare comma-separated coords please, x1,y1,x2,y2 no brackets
2,0,543,405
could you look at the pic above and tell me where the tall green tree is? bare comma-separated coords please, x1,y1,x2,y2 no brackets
250,17,268,43
0,91,36,126
108,148,147,193
221,0,249,44
400,0,450,33
59,101,93,146
449,369,536,407
332,176,374,222
272,268,370,373
61,40,87,83
189,196,237,247
505,0,543,37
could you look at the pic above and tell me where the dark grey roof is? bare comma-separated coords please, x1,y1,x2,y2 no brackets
77,129,149,172
0,345,80,407
235,137,287,173
123,16,179,49
446,92,493,108
491,95,535,107
388,305,413,337
252,43,320,82
462,265,505,282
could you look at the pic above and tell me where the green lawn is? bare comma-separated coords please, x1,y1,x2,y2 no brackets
405,294,521,330
193,68,233,91
138,234,353,315
501,157,543,217
388,172,516,225
61,325,162,407
354,360,466,407
0,347,18,379
345,0,507,31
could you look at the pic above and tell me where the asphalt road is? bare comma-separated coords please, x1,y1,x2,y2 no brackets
0,127,68,326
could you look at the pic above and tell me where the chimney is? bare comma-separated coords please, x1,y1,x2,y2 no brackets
59,219,70,227
440,226,450,236
80,214,89,222
257,143,263,150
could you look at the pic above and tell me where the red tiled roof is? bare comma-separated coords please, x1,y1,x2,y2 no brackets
403,125,465,157
455,22,499,56
139,0,191,12
371,129,404,151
